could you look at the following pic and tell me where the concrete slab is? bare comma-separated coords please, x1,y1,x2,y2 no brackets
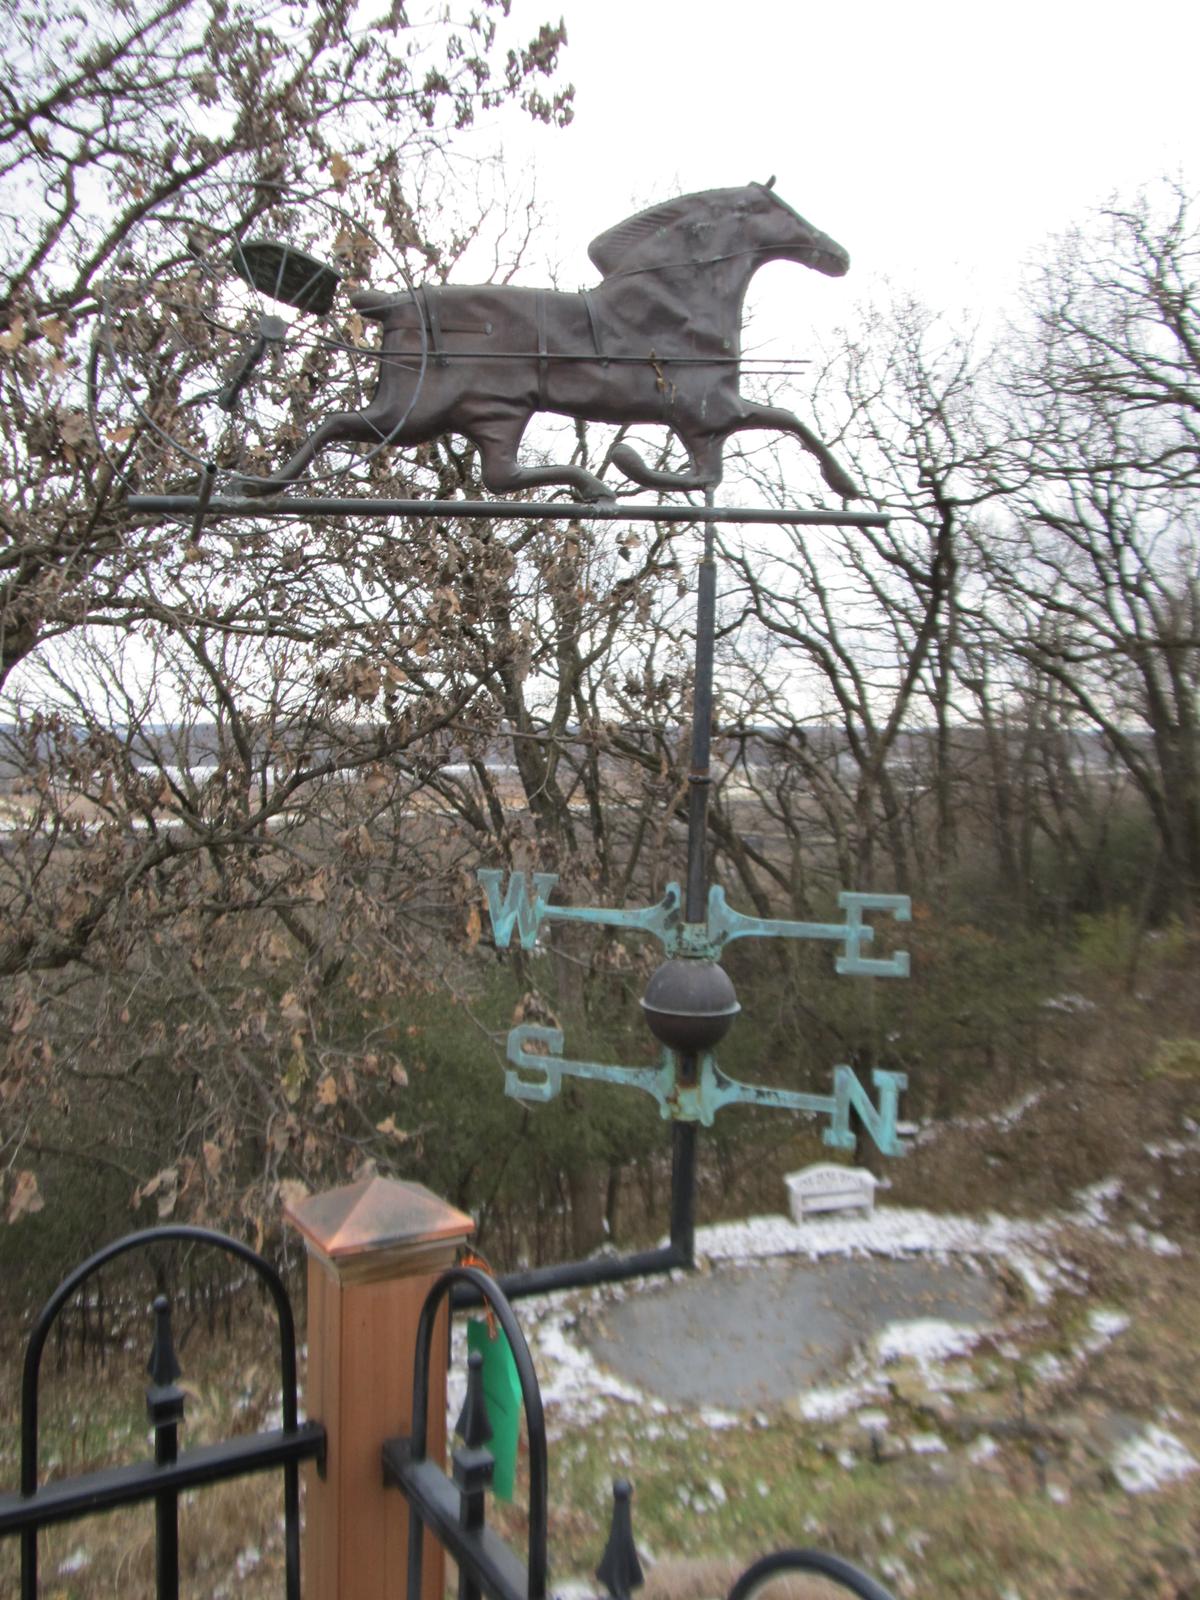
584,1256,1000,1409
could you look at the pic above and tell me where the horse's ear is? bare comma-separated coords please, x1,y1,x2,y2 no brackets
763,174,777,190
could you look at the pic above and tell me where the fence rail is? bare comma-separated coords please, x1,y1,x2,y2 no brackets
386,1263,898,1600
3,1215,898,1600
0,1224,325,1600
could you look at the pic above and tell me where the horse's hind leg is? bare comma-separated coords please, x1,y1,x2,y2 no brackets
237,411,383,495
467,409,613,501
725,402,858,499
608,433,724,491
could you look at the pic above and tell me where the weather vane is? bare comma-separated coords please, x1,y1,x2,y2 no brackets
115,176,913,1295
478,870,909,1148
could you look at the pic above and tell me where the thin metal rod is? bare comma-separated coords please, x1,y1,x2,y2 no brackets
324,348,813,370
128,493,888,528
685,500,718,923
188,461,217,543
669,1123,697,1265
153,1425,179,1600
669,491,720,1262
451,1244,688,1307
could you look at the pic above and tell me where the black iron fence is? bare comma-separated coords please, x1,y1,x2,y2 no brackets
0,1225,325,1600
2,1232,896,1600
386,1263,899,1600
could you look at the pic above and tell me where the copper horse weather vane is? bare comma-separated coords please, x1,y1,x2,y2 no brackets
100,179,857,508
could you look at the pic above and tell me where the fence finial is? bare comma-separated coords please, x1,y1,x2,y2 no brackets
596,1478,644,1600
455,1348,494,1449
146,1294,182,1389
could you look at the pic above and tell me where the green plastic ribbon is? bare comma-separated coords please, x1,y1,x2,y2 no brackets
466,1317,521,1502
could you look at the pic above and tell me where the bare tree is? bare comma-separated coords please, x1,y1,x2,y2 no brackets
0,0,571,683
720,299,996,896
984,185,1200,916
0,0,575,1233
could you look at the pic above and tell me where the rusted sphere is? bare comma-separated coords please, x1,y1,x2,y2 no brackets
640,959,740,1054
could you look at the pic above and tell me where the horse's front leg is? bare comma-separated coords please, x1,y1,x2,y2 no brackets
726,401,858,499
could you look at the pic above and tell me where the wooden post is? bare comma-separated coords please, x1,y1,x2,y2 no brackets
284,1176,474,1600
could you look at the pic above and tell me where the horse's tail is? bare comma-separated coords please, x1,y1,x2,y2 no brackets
349,288,405,321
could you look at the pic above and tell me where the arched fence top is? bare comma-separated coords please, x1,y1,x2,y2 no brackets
727,1548,897,1600
20,1223,302,1498
407,1264,548,1600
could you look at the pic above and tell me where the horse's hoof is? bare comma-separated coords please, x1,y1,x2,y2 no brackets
577,476,616,504
608,444,647,484
825,465,860,500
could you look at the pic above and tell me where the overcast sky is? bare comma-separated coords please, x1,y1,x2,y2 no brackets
490,0,1199,341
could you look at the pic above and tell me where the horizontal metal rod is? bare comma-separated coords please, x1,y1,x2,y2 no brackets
316,344,812,368
128,494,889,528
450,1243,687,1309
384,1445,528,1600
0,1423,325,1537
187,304,811,370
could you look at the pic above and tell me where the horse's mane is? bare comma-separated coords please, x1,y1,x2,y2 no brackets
587,189,731,278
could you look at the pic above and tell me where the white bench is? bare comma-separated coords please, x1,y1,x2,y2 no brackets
786,1163,878,1223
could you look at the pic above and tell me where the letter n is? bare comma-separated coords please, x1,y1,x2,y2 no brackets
824,1066,908,1157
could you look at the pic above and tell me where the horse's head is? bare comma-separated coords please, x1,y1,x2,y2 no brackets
587,183,850,282
744,181,850,277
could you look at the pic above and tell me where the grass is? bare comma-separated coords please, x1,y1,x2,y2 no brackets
4,1240,1199,1599
0,1290,297,1599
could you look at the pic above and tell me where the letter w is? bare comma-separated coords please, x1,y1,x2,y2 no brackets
476,870,558,950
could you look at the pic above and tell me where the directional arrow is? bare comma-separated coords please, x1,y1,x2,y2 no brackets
476,870,910,974
504,1024,908,1154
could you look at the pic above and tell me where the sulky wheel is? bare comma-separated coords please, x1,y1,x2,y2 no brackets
90,176,426,517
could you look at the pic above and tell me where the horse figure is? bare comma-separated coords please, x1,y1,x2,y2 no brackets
253,181,857,501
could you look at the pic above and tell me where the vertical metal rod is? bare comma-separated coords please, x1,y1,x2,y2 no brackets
668,1121,697,1265
20,1522,35,1600
669,491,719,1267
188,460,217,543
458,1554,482,1600
283,1460,301,1600
685,499,718,923
153,1417,179,1599
406,1500,425,1600
146,1293,183,1600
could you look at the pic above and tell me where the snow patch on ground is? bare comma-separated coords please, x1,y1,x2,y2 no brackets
1111,1425,1199,1494
875,1318,984,1366
694,1205,1069,1304
698,1406,741,1431
1083,1308,1131,1351
914,1089,1045,1147
906,1432,948,1454
795,1379,886,1422
1074,1177,1123,1225
531,1302,650,1432
857,1408,891,1431
1126,1222,1182,1256
1041,992,1097,1014
234,1547,262,1579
